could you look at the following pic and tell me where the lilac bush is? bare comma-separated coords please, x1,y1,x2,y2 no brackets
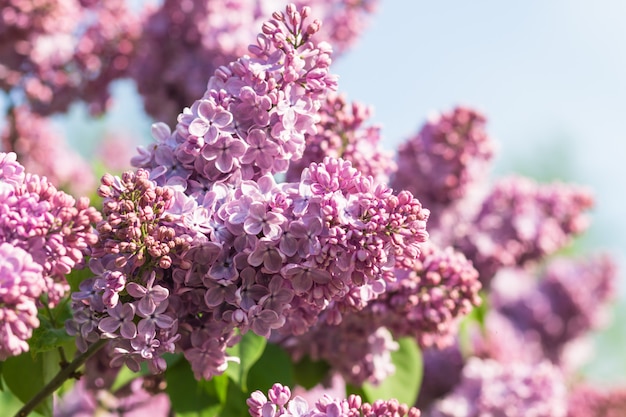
0,2,623,417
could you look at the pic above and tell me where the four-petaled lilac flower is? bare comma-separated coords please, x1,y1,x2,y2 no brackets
126,274,169,315
202,135,248,173
244,202,286,240
137,300,175,336
188,99,234,145
242,129,280,170
248,239,286,273
98,303,138,339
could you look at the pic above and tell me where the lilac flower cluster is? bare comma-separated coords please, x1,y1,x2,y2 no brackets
67,168,190,368
0,151,100,358
566,385,626,417
281,242,480,386
1,106,95,195
285,92,396,184
456,175,594,286
69,5,429,382
429,358,568,417
389,107,594,290
489,254,617,364
391,106,495,229
0,0,139,115
132,0,377,123
247,383,421,417
375,243,482,348
0,242,44,359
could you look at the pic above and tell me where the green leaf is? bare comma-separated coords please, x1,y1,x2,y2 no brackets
225,332,267,391
165,359,224,417
29,301,75,354
3,350,59,417
292,355,330,390
247,343,294,393
219,380,249,417
361,337,422,406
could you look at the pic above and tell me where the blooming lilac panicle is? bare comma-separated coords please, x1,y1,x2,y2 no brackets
373,243,482,348
566,385,626,417
457,175,594,287
247,383,421,417
54,377,171,417
285,93,396,184
492,254,617,364
0,152,101,306
67,168,191,372
0,242,45,359
134,3,338,187
430,358,567,417
391,106,495,228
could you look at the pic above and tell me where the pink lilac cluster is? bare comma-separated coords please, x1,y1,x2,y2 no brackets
0,0,139,115
374,243,481,348
1,106,95,195
72,4,429,381
0,242,44,359
488,254,617,364
66,168,191,368
566,385,626,417
391,106,495,230
428,358,568,417
0,151,99,357
285,92,396,184
247,383,421,417
132,0,377,124
281,242,479,385
456,175,594,287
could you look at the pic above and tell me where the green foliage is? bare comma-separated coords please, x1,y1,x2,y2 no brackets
165,359,226,417
360,337,422,406
225,332,267,392
29,301,75,355
2,350,59,417
292,355,330,390
247,343,295,394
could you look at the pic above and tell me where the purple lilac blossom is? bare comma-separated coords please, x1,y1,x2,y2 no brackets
0,151,100,307
566,384,626,417
281,242,479,385
247,383,421,417
0,242,45,359
391,106,495,232
131,0,377,124
490,254,617,365
415,343,465,412
429,358,567,417
456,175,594,287
285,92,396,184
72,5,430,382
